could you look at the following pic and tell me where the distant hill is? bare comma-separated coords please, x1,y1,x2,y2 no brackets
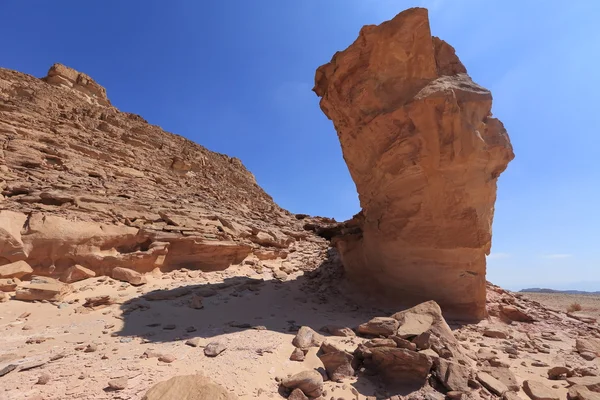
520,288,600,295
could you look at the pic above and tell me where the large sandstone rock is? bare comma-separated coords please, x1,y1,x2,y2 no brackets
364,347,433,385
281,370,324,398
141,375,237,400
313,7,514,319
0,260,32,279
14,276,71,301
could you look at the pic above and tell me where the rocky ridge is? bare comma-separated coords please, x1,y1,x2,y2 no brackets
0,62,329,283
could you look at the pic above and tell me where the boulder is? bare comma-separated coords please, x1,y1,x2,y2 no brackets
318,351,355,382
112,267,147,286
435,359,471,392
364,347,433,385
0,210,28,262
15,276,71,301
281,370,323,398
0,260,33,279
548,366,571,380
357,317,398,337
292,326,324,349
484,329,509,339
576,338,600,359
61,265,96,283
313,7,513,319
522,380,559,400
142,375,238,400
288,388,309,400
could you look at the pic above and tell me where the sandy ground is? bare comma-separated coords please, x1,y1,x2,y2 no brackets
521,292,600,319
2,257,600,400
0,255,390,399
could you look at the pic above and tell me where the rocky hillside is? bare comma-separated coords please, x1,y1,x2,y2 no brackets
0,63,326,280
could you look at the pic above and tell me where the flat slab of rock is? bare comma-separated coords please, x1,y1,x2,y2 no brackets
320,325,355,337
569,385,600,400
576,338,600,359
567,377,600,392
477,372,509,396
500,305,534,323
523,380,559,400
0,260,33,279
436,359,470,392
15,276,71,301
142,374,238,400
112,267,147,286
357,317,399,337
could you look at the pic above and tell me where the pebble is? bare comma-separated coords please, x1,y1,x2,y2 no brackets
37,373,51,385
108,377,128,390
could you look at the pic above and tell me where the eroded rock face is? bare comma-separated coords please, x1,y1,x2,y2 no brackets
0,64,327,279
313,7,514,319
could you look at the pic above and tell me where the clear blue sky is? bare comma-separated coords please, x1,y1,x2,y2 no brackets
2,1,599,291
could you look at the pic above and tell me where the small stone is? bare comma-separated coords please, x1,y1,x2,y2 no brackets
158,354,176,363
185,326,197,332
22,324,33,331
84,343,98,353
290,348,306,361
204,341,226,357
185,338,201,347
163,324,176,330
108,377,128,390
37,373,51,385
189,294,203,309
477,372,509,396
581,352,597,361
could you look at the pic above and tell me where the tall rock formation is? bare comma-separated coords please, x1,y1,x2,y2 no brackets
313,8,514,319
0,64,324,278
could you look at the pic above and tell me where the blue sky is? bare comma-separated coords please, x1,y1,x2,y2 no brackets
2,1,599,291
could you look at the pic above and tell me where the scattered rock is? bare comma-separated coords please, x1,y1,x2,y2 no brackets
483,367,519,392
548,366,570,380
365,347,432,385
189,294,204,309
290,348,306,362
108,377,128,390
484,329,509,339
292,326,324,349
357,317,399,337
568,385,600,400
37,373,51,385
61,265,96,283
281,370,324,398
522,380,559,400
0,278,20,292
84,343,98,353
576,339,600,360
112,267,147,286
15,276,71,302
186,338,201,347
477,372,509,396
435,359,470,392
158,354,176,363
204,342,226,357
318,351,355,382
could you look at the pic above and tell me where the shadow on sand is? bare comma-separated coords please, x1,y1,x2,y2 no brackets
115,249,458,397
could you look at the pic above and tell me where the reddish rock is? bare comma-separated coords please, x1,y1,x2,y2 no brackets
500,305,534,323
0,261,33,279
313,7,513,319
61,265,96,283
112,267,147,286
